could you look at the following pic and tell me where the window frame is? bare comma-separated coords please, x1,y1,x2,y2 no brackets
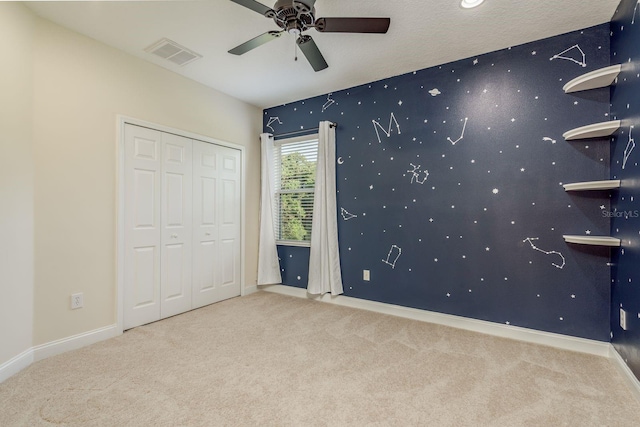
273,133,319,248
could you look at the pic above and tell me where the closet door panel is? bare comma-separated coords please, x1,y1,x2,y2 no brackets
192,140,221,308
160,133,192,319
124,125,162,329
217,147,242,301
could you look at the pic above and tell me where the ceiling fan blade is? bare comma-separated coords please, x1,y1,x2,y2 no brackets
229,31,282,55
229,0,275,17
315,17,391,33
296,35,328,72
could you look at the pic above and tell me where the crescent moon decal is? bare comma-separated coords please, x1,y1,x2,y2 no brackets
337,157,344,164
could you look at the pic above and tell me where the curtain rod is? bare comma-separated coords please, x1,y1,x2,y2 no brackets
266,122,338,140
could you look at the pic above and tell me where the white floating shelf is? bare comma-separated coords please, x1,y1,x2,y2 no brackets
563,235,621,247
563,64,622,93
563,120,621,141
563,180,621,191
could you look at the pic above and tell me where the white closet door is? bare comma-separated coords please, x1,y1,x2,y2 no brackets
160,133,193,319
124,124,241,329
124,124,162,329
192,141,219,308
192,141,241,308
217,145,242,301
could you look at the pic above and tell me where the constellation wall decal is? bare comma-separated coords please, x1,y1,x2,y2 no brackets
633,0,640,25
542,137,557,144
322,93,335,112
523,237,566,269
407,163,429,184
372,113,401,143
341,208,358,221
428,88,442,97
382,245,402,269
623,126,635,170
447,117,468,145
266,117,283,132
550,44,587,67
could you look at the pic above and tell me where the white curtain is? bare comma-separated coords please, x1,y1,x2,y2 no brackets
257,133,282,285
308,122,343,295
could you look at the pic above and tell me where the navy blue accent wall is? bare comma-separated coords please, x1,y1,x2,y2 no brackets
611,0,640,380
265,25,612,341
276,245,309,289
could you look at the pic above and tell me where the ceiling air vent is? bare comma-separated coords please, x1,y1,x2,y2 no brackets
145,38,202,66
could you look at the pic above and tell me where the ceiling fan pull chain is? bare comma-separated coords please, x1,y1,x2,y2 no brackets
294,37,298,62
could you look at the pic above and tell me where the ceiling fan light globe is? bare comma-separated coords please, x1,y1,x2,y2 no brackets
461,0,485,9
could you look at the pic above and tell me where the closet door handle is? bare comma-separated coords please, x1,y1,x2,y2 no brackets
205,232,211,236
170,234,178,239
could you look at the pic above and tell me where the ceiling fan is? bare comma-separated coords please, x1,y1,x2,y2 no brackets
228,0,391,72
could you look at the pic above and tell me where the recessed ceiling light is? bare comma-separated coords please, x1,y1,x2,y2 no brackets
461,0,485,8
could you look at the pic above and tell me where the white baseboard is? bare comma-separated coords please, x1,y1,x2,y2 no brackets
0,349,34,383
0,324,120,384
33,324,119,362
243,284,258,296
260,284,611,357
609,344,640,403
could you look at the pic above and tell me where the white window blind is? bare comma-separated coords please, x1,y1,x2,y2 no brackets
274,135,319,246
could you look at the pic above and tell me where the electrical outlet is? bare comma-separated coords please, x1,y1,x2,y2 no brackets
71,293,83,310
620,308,627,331
363,270,370,281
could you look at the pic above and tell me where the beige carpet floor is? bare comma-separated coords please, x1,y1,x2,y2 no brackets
1,291,639,426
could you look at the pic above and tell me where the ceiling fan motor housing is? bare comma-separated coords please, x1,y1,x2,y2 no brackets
272,0,316,34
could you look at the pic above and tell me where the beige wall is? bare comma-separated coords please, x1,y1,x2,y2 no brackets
0,3,35,364
28,15,261,345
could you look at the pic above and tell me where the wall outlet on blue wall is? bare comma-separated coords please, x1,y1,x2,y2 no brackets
620,308,628,331
363,270,370,281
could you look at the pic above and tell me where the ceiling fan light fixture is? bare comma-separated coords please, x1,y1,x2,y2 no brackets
460,0,485,9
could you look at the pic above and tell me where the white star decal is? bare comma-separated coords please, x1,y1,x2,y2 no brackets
398,100,403,106
586,230,592,235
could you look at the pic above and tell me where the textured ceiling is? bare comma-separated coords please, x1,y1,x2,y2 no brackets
26,0,620,108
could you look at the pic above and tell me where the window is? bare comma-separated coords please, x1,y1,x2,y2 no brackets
274,134,319,246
